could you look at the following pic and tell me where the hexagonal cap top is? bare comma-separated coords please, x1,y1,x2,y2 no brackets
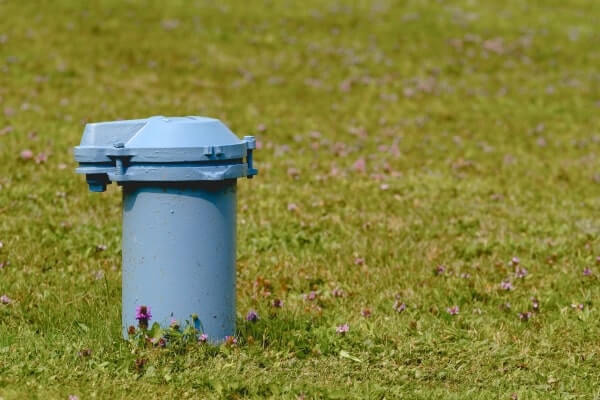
79,116,242,149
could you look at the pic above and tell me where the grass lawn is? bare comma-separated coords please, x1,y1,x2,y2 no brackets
1,0,600,398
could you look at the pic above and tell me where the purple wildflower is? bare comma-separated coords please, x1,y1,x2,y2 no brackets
198,333,208,343
34,152,48,164
583,267,592,276
224,336,237,346
0,294,12,304
352,158,366,173
447,305,459,315
361,308,372,317
20,149,33,160
271,298,283,308
68,395,80,400
150,337,166,347
531,297,540,312
571,303,584,311
169,318,179,329
500,280,514,291
304,291,317,301
135,305,152,320
246,310,259,322
332,287,345,297
354,257,365,266
393,300,407,313
287,167,300,179
336,324,349,335
511,257,520,266
518,311,532,321
515,267,528,279
435,265,446,275
135,305,152,329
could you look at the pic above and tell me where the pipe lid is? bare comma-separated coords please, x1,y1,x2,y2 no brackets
74,116,257,192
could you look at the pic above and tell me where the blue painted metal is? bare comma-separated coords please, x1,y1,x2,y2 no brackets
75,116,257,191
122,182,237,340
73,116,257,341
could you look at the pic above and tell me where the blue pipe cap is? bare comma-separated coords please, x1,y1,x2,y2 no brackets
73,116,257,191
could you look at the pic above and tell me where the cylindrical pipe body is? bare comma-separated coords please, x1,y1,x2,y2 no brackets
121,181,237,340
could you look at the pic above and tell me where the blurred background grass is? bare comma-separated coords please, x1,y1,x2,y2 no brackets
1,0,600,398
